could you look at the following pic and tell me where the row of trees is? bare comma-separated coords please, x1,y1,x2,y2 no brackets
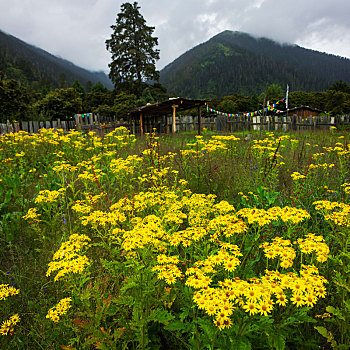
2,74,350,123
0,71,167,122
210,82,350,116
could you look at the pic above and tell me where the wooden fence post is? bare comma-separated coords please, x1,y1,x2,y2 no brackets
198,106,202,135
7,120,13,133
172,104,178,134
140,112,144,136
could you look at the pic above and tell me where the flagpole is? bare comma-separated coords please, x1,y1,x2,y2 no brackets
286,84,289,119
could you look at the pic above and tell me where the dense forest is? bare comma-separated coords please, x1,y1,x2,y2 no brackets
159,31,350,98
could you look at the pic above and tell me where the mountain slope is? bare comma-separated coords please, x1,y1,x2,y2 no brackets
0,30,113,90
159,31,350,98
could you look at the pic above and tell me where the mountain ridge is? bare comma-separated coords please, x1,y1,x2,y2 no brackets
0,29,113,90
159,30,350,98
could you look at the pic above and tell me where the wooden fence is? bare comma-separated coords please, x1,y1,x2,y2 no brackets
1,114,350,136
0,114,126,137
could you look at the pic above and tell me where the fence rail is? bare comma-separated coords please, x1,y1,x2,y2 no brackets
1,114,350,136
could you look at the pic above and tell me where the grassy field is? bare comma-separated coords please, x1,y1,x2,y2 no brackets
0,127,349,349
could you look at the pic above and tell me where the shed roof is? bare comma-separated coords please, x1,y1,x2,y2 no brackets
277,105,323,114
128,97,207,118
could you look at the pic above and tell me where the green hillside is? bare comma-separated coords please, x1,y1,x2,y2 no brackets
159,31,350,98
0,30,113,90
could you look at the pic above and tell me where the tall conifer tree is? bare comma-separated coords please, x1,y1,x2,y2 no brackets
106,2,160,97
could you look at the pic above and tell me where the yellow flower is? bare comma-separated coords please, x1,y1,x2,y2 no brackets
47,234,91,281
0,314,20,336
22,207,41,223
46,297,72,322
243,301,259,315
0,284,20,301
290,294,306,307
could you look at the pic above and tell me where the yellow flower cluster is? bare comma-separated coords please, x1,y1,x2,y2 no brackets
341,182,350,194
183,246,242,293
122,215,167,251
47,234,91,281
213,200,235,214
212,135,240,142
323,143,350,156
260,237,296,268
35,188,65,204
168,226,205,247
46,297,72,322
184,135,240,155
297,233,329,263
80,210,126,227
52,160,78,173
237,206,310,227
78,166,104,182
0,284,20,301
291,172,306,181
109,155,142,174
192,264,327,330
237,208,273,226
0,314,20,336
271,206,311,225
152,254,183,284
314,200,350,227
251,134,293,158
22,207,41,223
71,200,93,214
308,163,335,170
208,214,248,239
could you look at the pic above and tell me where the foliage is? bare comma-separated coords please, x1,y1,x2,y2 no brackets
0,71,39,122
106,1,160,97
32,88,83,120
328,80,350,93
71,80,85,96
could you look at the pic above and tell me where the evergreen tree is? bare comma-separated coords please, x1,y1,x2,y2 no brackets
328,80,350,93
92,81,109,93
106,2,160,97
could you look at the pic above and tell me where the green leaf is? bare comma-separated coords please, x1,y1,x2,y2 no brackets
229,336,251,350
271,332,286,350
326,306,345,321
148,308,174,325
179,307,190,321
314,326,329,339
164,320,186,332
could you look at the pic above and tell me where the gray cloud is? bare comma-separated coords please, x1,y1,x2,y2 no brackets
1,0,349,73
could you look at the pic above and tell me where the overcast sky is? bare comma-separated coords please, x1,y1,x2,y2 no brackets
1,0,350,73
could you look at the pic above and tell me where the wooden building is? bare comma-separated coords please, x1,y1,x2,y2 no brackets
128,97,207,135
278,106,323,117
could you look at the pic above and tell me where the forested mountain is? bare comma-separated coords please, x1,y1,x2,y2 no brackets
159,31,350,98
0,30,113,90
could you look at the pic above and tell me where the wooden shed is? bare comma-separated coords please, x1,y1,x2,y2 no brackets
128,97,207,135
278,106,323,117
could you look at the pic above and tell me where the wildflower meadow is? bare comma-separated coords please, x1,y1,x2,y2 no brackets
0,127,349,349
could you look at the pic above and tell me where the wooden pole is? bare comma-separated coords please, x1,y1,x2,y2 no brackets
261,84,268,137
198,105,202,135
172,104,178,133
165,115,169,134
140,112,143,136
